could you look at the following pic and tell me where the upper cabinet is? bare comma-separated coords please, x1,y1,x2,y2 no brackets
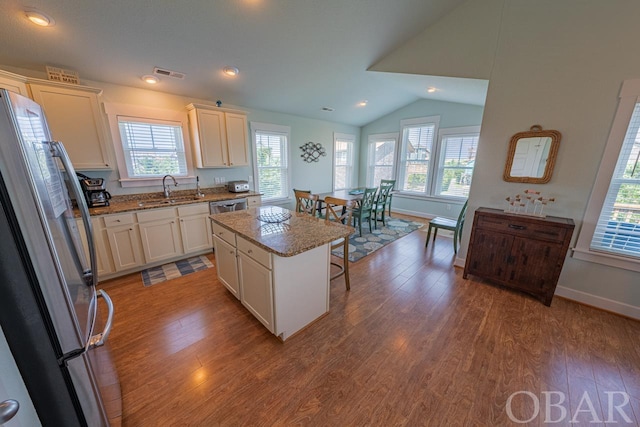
29,80,112,170
187,103,249,168
0,70,29,96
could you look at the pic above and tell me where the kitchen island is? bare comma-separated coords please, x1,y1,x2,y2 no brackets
210,205,353,341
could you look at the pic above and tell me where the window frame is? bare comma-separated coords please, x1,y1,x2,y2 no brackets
104,103,194,188
333,132,355,191
573,79,640,272
434,126,480,199
250,121,291,203
397,116,440,196
366,132,398,187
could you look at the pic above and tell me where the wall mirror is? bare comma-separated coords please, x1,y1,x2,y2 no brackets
503,125,561,184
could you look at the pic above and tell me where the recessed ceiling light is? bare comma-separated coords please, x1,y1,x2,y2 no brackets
358,100,368,107
427,87,437,93
142,75,159,84
25,9,55,27
223,66,239,77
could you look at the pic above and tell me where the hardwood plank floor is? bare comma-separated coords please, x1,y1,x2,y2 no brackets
98,215,640,426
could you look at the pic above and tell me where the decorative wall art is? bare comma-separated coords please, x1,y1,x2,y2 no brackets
300,142,326,163
505,189,555,217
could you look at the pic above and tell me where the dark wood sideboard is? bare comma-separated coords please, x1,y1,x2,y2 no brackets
463,207,575,306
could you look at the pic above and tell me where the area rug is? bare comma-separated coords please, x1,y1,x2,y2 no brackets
141,255,213,287
332,217,424,262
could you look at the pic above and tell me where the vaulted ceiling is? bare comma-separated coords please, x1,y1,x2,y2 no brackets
1,0,489,126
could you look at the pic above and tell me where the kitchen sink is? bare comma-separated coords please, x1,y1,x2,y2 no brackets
137,195,204,207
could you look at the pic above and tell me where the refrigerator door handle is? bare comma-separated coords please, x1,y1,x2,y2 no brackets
89,290,114,349
50,141,97,288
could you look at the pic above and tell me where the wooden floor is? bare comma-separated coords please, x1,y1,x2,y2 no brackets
98,215,640,426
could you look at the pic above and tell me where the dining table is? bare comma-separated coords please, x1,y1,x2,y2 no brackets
315,188,365,215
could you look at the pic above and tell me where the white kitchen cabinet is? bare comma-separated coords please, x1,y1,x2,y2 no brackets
137,208,183,264
29,80,112,170
0,69,29,96
238,251,274,332
187,103,248,168
178,204,212,253
76,217,114,278
103,213,144,272
246,195,262,208
212,235,240,299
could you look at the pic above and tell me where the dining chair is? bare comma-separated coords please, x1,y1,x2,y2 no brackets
294,190,318,216
373,182,394,228
425,199,468,253
380,179,396,216
351,187,377,237
324,196,355,290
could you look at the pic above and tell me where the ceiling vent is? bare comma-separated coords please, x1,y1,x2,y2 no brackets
153,67,186,80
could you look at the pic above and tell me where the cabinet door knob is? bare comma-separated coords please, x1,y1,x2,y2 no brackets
508,224,526,230
248,249,253,254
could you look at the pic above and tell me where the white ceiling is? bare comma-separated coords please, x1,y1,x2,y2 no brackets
0,0,488,127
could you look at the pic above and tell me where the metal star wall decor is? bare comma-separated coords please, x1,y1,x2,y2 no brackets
300,141,326,163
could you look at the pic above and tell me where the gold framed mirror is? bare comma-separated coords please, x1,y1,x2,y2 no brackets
503,125,561,184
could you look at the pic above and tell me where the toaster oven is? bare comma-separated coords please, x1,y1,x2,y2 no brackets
227,181,250,193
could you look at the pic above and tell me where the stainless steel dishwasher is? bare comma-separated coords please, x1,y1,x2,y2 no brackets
209,198,247,214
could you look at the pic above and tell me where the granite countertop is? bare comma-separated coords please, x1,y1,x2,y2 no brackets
85,188,261,216
210,206,354,257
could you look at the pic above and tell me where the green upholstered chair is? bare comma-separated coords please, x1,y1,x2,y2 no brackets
324,196,355,290
380,179,396,216
425,200,468,253
373,182,394,227
351,187,377,237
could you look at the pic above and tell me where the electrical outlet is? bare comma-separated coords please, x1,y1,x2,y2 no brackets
446,204,451,211
221,177,226,184
214,177,220,184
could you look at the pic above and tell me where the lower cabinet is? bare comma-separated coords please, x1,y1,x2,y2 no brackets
137,208,183,264
238,251,274,332
178,204,212,253
211,224,331,340
212,235,240,298
76,217,114,277
463,207,574,306
103,213,145,272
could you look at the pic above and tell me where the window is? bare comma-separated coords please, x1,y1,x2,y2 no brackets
118,118,188,178
398,117,439,194
104,103,193,187
251,122,290,201
333,133,355,190
367,133,398,187
574,79,640,271
435,128,480,198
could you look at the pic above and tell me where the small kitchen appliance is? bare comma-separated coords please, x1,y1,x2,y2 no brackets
227,180,250,193
77,172,111,207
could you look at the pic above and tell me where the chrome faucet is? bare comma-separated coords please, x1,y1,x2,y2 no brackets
162,175,178,198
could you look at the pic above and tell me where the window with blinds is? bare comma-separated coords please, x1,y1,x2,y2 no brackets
590,103,640,259
436,133,479,198
254,129,288,200
118,118,187,177
367,133,397,187
334,133,355,190
399,119,437,193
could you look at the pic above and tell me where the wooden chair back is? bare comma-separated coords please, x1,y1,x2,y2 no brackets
324,196,355,225
294,190,318,216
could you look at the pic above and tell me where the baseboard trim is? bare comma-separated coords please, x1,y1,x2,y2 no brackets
554,286,640,320
391,207,435,220
453,257,466,268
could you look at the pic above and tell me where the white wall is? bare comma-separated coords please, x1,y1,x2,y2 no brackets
380,0,640,316
359,98,484,218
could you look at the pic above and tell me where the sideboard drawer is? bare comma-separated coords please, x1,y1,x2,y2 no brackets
476,215,567,243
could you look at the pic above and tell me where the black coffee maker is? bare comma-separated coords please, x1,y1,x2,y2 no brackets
77,173,111,207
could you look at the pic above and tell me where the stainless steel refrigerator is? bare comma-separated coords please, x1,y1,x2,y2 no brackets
0,89,117,426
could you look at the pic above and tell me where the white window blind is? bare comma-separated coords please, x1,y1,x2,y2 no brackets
118,118,187,177
367,134,397,187
399,120,437,193
255,131,288,200
437,134,479,198
590,103,640,259
334,133,354,190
